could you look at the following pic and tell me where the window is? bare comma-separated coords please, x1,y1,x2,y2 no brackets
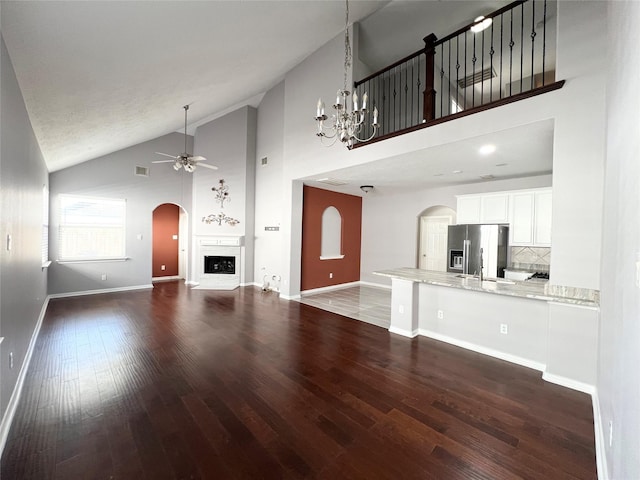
59,195,126,261
42,185,49,266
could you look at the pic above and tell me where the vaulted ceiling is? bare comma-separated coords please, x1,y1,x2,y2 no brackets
1,0,510,173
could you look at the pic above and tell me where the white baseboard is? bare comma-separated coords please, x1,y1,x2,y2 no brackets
279,292,301,300
0,297,49,457
541,372,595,395
418,328,547,372
359,280,392,290
389,326,419,338
591,390,609,480
301,281,361,295
48,284,153,298
151,275,181,282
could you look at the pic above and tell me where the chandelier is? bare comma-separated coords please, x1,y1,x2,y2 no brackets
314,0,379,147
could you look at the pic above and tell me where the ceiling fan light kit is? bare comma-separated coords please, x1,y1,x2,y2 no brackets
152,105,218,173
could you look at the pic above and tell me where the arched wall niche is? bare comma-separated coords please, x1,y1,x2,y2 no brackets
320,206,343,259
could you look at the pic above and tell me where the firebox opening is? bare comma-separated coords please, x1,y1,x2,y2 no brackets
204,255,236,275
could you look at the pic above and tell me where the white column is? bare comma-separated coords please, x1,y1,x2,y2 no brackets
389,278,419,338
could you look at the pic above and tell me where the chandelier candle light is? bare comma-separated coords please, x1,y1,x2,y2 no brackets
315,0,379,147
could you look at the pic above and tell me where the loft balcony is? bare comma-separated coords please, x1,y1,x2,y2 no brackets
352,0,563,147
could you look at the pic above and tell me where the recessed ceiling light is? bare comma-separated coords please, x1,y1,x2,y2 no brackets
433,173,444,177
452,170,463,174
479,144,496,155
495,163,508,167
471,16,493,33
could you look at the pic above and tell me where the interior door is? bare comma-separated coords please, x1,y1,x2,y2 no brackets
419,216,451,271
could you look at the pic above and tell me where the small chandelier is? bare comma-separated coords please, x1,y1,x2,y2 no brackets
315,0,379,147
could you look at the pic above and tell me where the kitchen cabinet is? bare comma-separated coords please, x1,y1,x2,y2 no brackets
457,188,552,247
533,190,552,245
455,193,509,224
481,194,510,223
509,188,552,247
456,195,481,224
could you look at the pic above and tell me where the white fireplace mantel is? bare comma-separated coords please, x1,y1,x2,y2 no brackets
193,236,244,290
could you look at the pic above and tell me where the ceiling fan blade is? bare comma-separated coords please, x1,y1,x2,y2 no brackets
155,152,178,159
152,160,177,164
190,155,207,162
197,163,218,170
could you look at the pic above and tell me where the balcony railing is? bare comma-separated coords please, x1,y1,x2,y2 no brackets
353,0,563,147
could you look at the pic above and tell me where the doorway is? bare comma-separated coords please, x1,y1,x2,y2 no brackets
152,203,188,281
418,206,456,271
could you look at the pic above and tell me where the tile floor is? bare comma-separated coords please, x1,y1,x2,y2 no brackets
297,284,392,329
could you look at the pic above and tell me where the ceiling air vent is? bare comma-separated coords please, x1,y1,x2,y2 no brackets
457,67,496,89
135,166,149,177
316,177,349,186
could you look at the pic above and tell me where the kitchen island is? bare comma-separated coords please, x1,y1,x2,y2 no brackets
373,267,599,393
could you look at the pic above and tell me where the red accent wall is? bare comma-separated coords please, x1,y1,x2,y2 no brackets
152,203,179,277
301,186,362,291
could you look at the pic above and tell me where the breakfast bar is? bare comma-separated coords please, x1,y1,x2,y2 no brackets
373,267,600,392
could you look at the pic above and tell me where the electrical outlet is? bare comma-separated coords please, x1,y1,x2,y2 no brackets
9,352,13,369
329,272,333,279
101,274,107,281
161,265,166,271
500,323,508,335
609,420,613,447
437,310,444,320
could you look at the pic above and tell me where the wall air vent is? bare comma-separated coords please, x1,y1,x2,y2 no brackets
316,177,349,186
457,67,496,89
135,166,149,177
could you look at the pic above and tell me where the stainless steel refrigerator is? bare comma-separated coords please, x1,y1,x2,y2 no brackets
447,224,509,278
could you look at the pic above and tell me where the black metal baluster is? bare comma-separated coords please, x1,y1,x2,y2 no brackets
448,40,452,115
417,55,422,124
543,0,547,86
436,43,444,118
520,2,524,93
404,62,408,129
531,0,536,91
500,13,504,99
464,30,468,109
490,20,495,102
509,9,514,96
481,23,485,106
472,28,477,107
456,35,460,111
411,56,415,126
393,66,396,133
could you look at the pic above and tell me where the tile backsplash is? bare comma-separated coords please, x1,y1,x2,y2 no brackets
510,246,550,272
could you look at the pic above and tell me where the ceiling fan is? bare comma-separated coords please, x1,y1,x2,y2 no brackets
152,105,218,172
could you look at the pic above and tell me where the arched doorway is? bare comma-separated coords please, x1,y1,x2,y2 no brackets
152,203,188,281
417,205,456,271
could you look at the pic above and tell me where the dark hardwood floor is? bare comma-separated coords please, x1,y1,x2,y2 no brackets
1,281,597,479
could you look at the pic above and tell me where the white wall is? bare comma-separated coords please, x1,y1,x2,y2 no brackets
360,175,552,286
0,34,49,427
253,81,284,287
48,132,193,294
597,2,640,478
193,106,257,284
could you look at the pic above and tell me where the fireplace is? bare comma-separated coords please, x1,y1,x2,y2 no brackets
194,236,243,290
204,255,236,275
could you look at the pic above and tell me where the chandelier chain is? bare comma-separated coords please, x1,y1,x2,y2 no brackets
343,0,351,92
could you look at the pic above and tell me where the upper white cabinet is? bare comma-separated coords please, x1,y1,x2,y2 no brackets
510,192,535,244
481,194,510,223
456,188,552,246
533,190,553,246
455,193,509,224
456,195,481,224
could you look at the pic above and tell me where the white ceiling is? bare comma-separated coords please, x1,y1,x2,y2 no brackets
1,0,538,181
302,119,554,196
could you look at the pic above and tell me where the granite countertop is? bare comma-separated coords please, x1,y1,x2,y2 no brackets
373,268,599,308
